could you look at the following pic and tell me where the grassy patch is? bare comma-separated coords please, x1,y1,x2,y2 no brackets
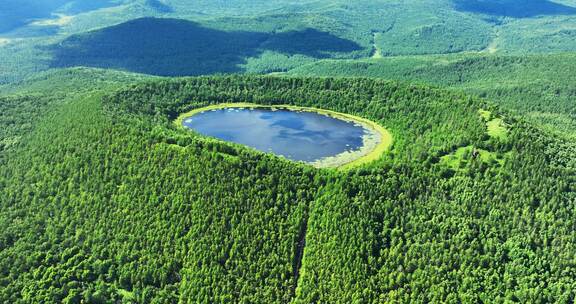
174,102,393,170
439,110,510,172
440,145,504,170
479,109,508,140
486,118,508,140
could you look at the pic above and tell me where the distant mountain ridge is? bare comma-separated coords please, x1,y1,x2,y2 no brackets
2,0,576,84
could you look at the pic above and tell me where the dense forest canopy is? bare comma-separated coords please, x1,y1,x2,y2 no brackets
289,53,576,140
1,75,574,302
1,0,575,303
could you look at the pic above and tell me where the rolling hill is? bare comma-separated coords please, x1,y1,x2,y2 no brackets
2,0,576,84
1,73,575,302
1,1,576,303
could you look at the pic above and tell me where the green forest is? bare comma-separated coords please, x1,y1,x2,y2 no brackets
1,0,576,303
1,75,575,303
289,53,576,140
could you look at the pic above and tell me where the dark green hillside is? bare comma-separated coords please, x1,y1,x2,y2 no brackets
50,18,361,76
0,89,318,303
0,67,154,95
0,67,152,157
1,75,574,302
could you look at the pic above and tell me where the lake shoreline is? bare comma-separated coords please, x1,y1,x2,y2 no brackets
175,103,393,169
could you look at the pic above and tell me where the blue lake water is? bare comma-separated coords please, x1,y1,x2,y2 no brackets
182,108,368,162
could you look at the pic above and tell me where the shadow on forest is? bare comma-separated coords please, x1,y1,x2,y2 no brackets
0,0,119,33
453,0,576,18
49,17,361,76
